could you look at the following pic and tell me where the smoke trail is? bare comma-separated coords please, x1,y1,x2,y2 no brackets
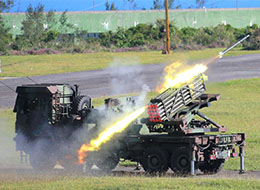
109,57,147,96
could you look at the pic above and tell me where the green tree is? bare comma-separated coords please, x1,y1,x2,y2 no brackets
154,0,175,10
46,10,57,31
21,4,45,47
58,10,81,47
245,28,260,50
152,0,163,9
0,0,14,12
0,15,12,53
105,1,118,10
110,3,117,10
196,0,205,8
59,10,74,33
168,0,174,8
21,4,60,48
105,1,109,10
0,0,14,53
43,9,59,43
164,0,174,9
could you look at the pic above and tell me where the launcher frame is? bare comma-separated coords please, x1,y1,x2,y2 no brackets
143,74,227,135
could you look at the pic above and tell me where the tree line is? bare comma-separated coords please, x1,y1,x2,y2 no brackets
105,0,206,10
0,2,259,55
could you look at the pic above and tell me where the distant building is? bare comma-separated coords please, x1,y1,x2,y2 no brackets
1,8,260,36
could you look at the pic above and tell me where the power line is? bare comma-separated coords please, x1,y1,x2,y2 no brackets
0,80,16,93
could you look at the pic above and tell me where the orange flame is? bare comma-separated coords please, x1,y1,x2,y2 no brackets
157,55,223,93
157,62,208,93
78,106,146,164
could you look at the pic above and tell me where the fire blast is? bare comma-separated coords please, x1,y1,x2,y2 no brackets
157,62,208,93
78,106,146,164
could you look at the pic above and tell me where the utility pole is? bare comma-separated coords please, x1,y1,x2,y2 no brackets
93,0,95,11
236,0,238,11
165,0,170,54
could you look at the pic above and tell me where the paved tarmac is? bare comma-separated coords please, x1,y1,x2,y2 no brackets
0,54,260,109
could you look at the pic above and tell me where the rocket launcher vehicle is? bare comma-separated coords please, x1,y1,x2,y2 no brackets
143,74,227,135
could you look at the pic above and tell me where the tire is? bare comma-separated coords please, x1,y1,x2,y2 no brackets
95,153,119,172
77,96,91,111
199,159,225,174
170,149,190,174
142,147,169,173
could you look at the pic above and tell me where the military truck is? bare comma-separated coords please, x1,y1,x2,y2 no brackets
13,83,99,170
13,83,136,171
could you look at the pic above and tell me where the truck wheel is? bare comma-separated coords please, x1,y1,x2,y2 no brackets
170,150,190,174
95,153,119,172
199,159,225,174
142,148,169,173
77,96,91,111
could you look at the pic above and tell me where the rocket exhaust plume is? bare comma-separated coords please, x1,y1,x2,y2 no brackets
78,106,146,164
157,62,208,93
156,35,250,92
156,52,223,93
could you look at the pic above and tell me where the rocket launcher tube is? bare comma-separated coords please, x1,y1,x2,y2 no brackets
218,34,250,58
148,74,206,122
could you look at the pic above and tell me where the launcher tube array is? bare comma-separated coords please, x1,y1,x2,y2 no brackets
148,75,206,122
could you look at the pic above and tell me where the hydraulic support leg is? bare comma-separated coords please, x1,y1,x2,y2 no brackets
20,151,28,164
239,145,245,174
190,146,196,175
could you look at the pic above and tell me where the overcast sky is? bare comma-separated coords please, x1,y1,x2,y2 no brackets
9,0,260,12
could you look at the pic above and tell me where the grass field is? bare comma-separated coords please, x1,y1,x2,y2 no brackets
0,176,260,190
0,48,260,77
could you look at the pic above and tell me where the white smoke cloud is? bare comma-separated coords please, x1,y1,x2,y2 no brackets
109,57,149,97
0,118,22,168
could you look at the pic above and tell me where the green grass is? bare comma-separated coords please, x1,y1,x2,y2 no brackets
0,48,259,77
0,176,260,190
1,78,260,171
